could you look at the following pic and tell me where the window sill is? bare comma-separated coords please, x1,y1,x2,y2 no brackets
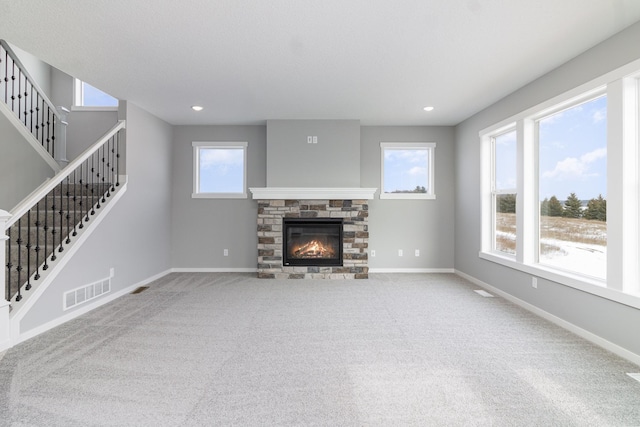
192,192,247,199
478,251,640,309
71,106,118,112
380,193,436,200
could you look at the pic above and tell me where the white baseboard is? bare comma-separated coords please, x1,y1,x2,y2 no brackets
455,269,640,367
170,268,257,273
15,268,172,346
369,268,455,274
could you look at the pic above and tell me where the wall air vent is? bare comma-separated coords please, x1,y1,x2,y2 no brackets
63,275,111,311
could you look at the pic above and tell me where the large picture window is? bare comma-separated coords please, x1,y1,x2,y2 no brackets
380,142,436,199
480,66,640,307
192,141,248,198
537,95,607,279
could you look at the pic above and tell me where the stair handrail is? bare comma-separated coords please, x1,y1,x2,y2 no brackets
0,40,59,122
6,120,126,229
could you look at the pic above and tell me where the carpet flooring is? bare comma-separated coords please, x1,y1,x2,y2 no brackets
0,273,639,426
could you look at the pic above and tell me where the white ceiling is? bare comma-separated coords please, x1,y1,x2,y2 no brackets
2,1,640,126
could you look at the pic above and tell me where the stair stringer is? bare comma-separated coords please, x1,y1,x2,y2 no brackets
0,98,61,173
9,179,128,345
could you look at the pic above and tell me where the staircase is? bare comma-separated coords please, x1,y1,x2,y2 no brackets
6,182,115,302
3,121,125,305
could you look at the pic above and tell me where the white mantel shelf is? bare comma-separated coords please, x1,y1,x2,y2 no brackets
249,187,378,200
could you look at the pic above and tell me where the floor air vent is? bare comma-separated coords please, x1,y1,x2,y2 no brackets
131,286,149,294
63,276,111,311
474,289,494,298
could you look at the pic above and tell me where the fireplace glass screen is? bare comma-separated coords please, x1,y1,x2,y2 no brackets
283,219,343,266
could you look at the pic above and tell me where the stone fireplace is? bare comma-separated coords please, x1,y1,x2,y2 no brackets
251,188,376,279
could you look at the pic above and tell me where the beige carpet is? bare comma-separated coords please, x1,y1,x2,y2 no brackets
1,272,639,426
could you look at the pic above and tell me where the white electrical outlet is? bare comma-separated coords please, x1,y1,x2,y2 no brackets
532,277,537,288
307,136,313,144
415,249,420,257
398,249,403,256
370,250,376,257
223,249,229,256
312,136,318,144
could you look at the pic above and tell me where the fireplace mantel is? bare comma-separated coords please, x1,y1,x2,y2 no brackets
249,187,377,200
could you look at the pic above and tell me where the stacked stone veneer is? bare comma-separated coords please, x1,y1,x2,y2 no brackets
257,199,369,279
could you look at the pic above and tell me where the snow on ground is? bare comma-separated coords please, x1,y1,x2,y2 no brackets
539,237,606,280
494,231,606,280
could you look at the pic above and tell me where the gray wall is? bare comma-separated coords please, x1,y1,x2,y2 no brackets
21,102,173,332
266,120,360,187
455,21,640,355
0,112,55,210
171,125,266,269
10,43,52,100
361,126,455,270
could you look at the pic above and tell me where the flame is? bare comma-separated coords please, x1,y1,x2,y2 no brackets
291,239,336,258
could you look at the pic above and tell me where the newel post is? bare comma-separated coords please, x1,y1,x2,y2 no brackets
55,106,70,168
0,209,12,350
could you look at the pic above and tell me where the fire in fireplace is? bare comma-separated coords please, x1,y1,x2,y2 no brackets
283,218,343,266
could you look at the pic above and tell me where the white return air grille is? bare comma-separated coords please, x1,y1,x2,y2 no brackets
63,276,111,311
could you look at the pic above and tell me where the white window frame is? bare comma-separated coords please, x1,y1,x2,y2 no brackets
479,58,640,309
490,127,517,257
192,141,248,199
380,142,436,200
72,78,118,111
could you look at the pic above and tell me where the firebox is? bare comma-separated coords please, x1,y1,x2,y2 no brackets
283,218,343,267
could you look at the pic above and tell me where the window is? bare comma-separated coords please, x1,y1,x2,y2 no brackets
480,62,640,307
537,95,607,279
192,141,248,198
73,79,118,109
380,142,436,199
492,130,517,255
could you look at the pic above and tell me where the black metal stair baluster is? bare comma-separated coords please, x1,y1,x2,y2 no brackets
17,69,22,123
58,180,64,252
24,79,29,128
96,149,102,209
43,192,49,270
51,115,56,159
101,143,106,203
106,136,112,197
15,218,22,302
35,93,40,142
5,227,11,301
90,154,95,215
46,108,51,157
50,188,57,262
3,50,8,104
29,85,34,133
10,60,15,112
81,163,88,226
115,131,120,187
34,201,41,280
26,209,32,291
65,176,71,244
72,170,78,236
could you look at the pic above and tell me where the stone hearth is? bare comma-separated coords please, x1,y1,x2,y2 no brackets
256,199,369,279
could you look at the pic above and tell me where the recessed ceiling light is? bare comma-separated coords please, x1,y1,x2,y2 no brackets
191,105,203,111
423,106,435,112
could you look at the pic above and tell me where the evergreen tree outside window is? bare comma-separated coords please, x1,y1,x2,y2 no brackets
537,95,607,279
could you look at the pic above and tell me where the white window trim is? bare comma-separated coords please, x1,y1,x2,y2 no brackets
490,127,517,257
380,142,436,200
71,78,118,111
479,57,640,309
192,141,248,199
